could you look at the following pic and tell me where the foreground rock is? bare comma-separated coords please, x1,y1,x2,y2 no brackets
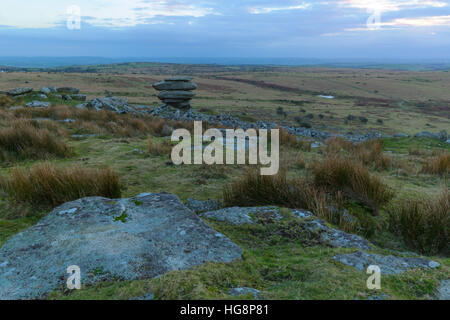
153,77,197,110
26,101,51,108
186,199,221,213
334,251,440,275
7,87,33,96
200,207,372,250
228,287,261,299
0,192,242,300
438,280,449,300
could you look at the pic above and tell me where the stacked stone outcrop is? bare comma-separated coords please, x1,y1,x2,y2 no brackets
152,77,197,110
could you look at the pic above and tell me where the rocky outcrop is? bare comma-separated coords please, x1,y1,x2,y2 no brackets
65,94,86,101
153,77,197,110
7,87,33,96
40,87,52,94
200,206,372,250
57,87,80,94
26,101,51,108
88,97,134,114
437,280,449,300
0,192,242,300
334,251,440,275
228,287,261,299
186,199,221,213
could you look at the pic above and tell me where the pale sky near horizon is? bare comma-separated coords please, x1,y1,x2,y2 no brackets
0,0,449,60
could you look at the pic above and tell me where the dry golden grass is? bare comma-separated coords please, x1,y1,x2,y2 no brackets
388,190,449,255
0,120,72,161
325,138,392,170
10,105,193,138
0,95,14,107
0,163,121,207
279,129,312,151
147,136,172,156
222,169,358,232
421,153,450,176
312,155,394,214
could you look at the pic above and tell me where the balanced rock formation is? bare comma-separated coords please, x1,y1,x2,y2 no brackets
0,192,242,300
153,77,197,110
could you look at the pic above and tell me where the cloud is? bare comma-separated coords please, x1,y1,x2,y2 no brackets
382,15,450,26
248,2,311,14
337,0,448,13
0,0,215,29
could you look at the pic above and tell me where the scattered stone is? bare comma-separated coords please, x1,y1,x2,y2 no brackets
55,94,63,99
7,87,33,96
40,87,51,94
227,287,261,299
153,77,197,110
57,118,76,123
394,133,409,138
25,101,51,108
36,94,48,99
186,199,221,213
438,130,447,141
0,192,242,299
311,141,322,149
437,280,449,300
71,94,87,101
88,97,134,114
200,207,283,225
75,103,88,109
334,251,440,275
48,86,57,93
63,95,72,101
291,209,315,219
70,134,101,140
302,219,371,250
414,132,440,140
57,87,80,94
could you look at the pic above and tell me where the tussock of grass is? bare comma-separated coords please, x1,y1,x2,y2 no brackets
0,95,14,107
222,170,358,233
421,153,450,176
312,156,394,214
388,190,449,255
0,163,121,207
279,129,312,151
325,138,392,170
11,105,192,138
0,121,72,161
147,136,172,156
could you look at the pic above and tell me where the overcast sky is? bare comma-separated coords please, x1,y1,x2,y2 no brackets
0,0,449,60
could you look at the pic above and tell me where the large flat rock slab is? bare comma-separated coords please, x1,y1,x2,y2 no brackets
0,192,242,300
200,207,371,250
334,251,440,275
438,280,450,300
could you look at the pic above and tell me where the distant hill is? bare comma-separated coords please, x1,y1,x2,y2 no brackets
0,57,449,72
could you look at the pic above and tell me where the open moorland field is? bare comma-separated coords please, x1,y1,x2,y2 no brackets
1,64,449,134
0,63,448,300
